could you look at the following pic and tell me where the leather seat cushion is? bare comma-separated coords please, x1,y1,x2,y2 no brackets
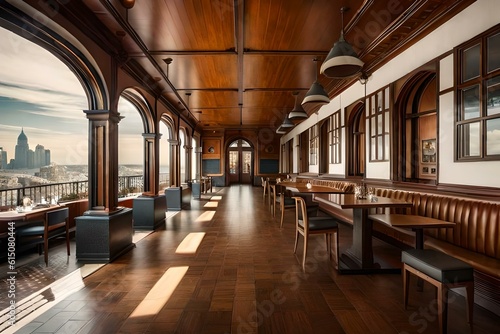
402,249,473,283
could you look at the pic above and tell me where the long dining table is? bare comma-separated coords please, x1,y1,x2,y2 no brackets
332,194,413,274
277,181,345,195
0,204,59,232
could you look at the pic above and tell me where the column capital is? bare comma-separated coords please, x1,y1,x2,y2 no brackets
84,110,123,123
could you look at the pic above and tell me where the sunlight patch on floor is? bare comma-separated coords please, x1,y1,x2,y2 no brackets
210,196,222,200
195,211,215,223
175,232,206,254
129,266,189,318
132,231,153,244
0,263,103,334
204,201,218,208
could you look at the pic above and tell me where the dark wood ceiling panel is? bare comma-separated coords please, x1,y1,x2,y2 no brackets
244,0,363,51
152,54,238,90
196,108,241,127
127,0,235,51
243,91,295,110
243,54,315,89
187,90,239,110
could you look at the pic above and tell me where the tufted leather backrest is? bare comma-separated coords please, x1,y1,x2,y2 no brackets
377,189,500,260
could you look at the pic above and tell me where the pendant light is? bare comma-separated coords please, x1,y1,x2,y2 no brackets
281,113,295,128
276,125,286,134
302,58,330,106
320,7,364,78
288,92,308,119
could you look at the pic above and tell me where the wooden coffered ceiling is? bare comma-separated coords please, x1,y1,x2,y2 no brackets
73,0,474,132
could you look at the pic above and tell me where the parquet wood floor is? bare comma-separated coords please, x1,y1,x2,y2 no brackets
3,185,500,333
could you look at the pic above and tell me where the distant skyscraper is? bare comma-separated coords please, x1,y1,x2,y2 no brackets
35,144,47,167
14,128,29,169
0,147,7,169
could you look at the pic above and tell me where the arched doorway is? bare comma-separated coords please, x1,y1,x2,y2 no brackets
394,71,437,183
227,139,253,184
347,102,366,177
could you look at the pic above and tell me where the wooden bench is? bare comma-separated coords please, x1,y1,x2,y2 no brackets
402,249,474,334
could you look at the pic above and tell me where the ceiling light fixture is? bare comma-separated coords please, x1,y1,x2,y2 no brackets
320,7,364,78
281,113,295,128
276,125,287,134
288,92,308,119
302,58,330,106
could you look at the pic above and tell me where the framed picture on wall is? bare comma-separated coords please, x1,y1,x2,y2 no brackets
421,138,436,163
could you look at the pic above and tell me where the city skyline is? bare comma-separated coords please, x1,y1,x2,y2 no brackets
0,27,152,166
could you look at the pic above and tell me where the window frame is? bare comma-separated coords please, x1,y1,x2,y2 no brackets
455,26,500,161
309,124,319,166
367,86,390,162
328,111,342,164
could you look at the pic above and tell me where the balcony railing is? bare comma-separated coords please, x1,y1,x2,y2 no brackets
0,173,170,208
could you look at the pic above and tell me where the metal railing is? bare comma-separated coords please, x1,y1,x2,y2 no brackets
0,174,170,208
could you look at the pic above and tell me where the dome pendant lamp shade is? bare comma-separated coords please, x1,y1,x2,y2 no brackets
320,7,364,78
281,114,294,128
302,58,330,105
288,92,308,119
276,125,286,134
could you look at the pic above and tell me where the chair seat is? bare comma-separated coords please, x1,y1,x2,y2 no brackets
17,225,44,236
277,197,295,206
299,217,338,231
402,249,473,283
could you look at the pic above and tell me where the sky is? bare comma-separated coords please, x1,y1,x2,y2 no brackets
0,27,147,166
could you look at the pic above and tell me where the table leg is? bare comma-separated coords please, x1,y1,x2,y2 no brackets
414,229,424,291
339,208,401,274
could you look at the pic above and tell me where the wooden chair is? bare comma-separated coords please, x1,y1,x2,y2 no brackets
261,177,267,199
292,196,339,271
271,184,296,227
17,207,70,266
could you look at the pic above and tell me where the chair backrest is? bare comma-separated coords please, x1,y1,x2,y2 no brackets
45,207,69,230
293,196,309,233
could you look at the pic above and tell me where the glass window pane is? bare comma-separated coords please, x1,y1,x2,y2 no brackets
371,117,376,135
371,138,376,160
229,151,238,173
371,96,376,115
486,118,500,155
377,136,383,160
462,86,480,120
384,134,390,159
487,33,500,73
241,140,251,147
377,114,383,133
460,122,481,157
384,111,390,133
462,44,480,82
377,91,383,112
487,76,500,116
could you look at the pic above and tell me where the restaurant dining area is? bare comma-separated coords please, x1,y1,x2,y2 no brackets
1,0,500,333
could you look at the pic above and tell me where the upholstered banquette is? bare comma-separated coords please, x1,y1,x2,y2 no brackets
308,180,500,315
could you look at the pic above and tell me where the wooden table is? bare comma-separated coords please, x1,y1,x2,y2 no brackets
278,181,345,194
368,213,456,250
333,194,412,274
0,205,58,230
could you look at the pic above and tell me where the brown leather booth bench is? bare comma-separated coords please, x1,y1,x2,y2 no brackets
309,182,500,316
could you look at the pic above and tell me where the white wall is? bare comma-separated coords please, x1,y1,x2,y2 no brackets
282,0,500,187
